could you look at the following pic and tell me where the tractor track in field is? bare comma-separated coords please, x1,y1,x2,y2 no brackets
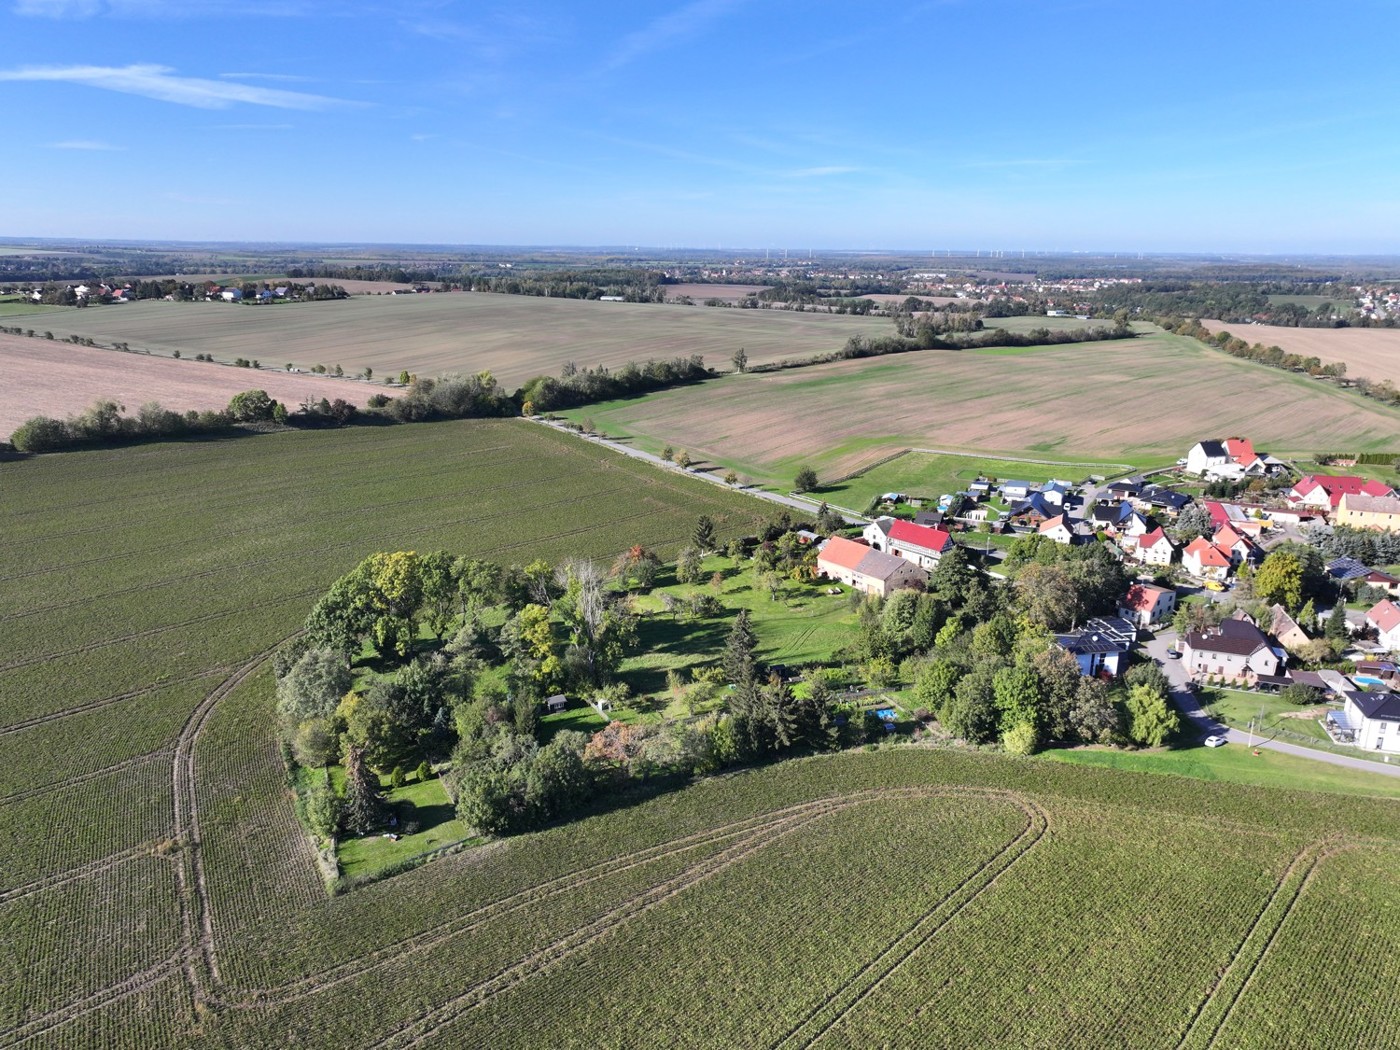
0,843,161,906
1176,836,1349,1050
0,746,172,807
0,669,224,736
772,794,1050,1050
0,958,183,1048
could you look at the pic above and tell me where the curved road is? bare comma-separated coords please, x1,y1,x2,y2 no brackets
1144,629,1400,779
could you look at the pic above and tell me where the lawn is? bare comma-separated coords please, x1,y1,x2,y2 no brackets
1198,686,1334,745
11,292,891,389
560,326,1400,490
0,299,63,317
1046,740,1400,799
336,774,480,879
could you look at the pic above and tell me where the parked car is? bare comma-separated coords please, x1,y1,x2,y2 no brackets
1204,734,1226,748
1167,649,1181,659
1203,580,1225,592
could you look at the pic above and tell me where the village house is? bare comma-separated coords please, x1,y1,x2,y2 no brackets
1185,437,1282,481
817,536,925,598
1334,690,1400,753
862,516,954,570
1211,524,1259,568
1182,536,1232,582
1366,600,1400,651
1130,526,1175,566
1118,582,1177,627
1133,485,1192,515
1001,480,1033,501
1054,617,1136,677
1184,440,1231,477
1203,501,1269,538
1091,500,1132,533
1040,480,1070,507
1181,616,1284,685
1038,514,1075,545
1287,474,1395,512
1269,604,1312,653
1335,492,1400,532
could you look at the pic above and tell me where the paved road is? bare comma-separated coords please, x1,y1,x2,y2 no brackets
529,417,869,524
1144,629,1400,779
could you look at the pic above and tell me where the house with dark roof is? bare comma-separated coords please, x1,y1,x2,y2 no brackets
817,536,925,598
1008,492,1058,525
1135,485,1192,514
1334,689,1400,753
1326,556,1372,582
1181,616,1284,684
1185,440,1230,477
1091,500,1132,531
1054,616,1136,677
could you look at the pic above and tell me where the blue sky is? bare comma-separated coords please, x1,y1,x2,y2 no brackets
2,0,1397,252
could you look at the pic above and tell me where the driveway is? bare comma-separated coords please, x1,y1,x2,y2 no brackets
1144,629,1400,779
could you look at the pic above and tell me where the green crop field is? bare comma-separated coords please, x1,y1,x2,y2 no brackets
5,419,1400,1046
561,327,1400,489
13,293,891,388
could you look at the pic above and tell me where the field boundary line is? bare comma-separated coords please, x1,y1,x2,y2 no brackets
907,447,1138,471
1176,836,1348,1050
772,793,1050,1050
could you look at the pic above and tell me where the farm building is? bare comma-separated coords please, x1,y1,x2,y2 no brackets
1335,492,1400,532
1287,474,1395,511
816,536,925,598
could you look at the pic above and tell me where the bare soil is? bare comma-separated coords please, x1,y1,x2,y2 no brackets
1201,321,1400,387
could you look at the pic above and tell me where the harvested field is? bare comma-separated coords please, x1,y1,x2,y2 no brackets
20,293,890,389
0,334,371,439
563,328,1400,487
662,282,769,302
1201,319,1400,387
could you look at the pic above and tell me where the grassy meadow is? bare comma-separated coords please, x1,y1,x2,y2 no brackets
8,293,891,388
562,327,1400,489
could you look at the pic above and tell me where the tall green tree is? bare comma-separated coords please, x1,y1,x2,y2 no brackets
693,515,717,553
342,744,385,835
723,609,760,686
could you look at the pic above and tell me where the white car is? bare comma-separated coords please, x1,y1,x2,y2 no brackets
1204,734,1227,748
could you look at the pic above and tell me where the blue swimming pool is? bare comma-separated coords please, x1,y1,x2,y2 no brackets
1353,675,1386,688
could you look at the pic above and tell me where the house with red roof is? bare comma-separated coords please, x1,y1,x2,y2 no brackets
1182,536,1231,581
1118,582,1176,627
862,516,954,570
1211,524,1259,567
1130,527,1175,566
1366,600,1400,651
1287,474,1396,511
817,536,926,598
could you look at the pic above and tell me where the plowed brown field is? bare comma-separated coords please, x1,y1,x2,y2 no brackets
0,335,371,439
1202,321,1400,386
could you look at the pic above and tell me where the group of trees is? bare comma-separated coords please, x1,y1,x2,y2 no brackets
519,355,710,412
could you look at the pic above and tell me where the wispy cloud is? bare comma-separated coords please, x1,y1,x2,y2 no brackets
0,64,355,109
218,72,314,83
601,0,739,72
46,139,123,150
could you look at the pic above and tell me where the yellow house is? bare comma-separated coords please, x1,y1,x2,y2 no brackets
1335,492,1400,531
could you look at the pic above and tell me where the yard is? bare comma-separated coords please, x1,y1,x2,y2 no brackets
335,771,481,879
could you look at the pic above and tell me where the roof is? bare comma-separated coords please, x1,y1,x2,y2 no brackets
1213,524,1248,550
1327,556,1372,581
1270,604,1305,639
1185,617,1271,657
1038,514,1067,533
1195,439,1227,459
887,518,952,553
1140,485,1191,510
1345,690,1400,722
867,516,896,537
1138,527,1170,549
819,536,918,582
1340,492,1400,516
1367,600,1400,634
1056,616,1136,655
1092,501,1130,524
1002,479,1031,491
1224,437,1255,464
1294,474,1395,508
1367,569,1400,585
1121,582,1172,610
1184,536,1230,568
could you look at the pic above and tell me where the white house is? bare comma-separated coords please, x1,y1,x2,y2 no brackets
1041,481,1070,507
1181,617,1283,684
1366,600,1400,651
1001,480,1032,501
863,516,953,569
1337,690,1400,753
1054,617,1136,677
1118,582,1176,627
1185,440,1232,477
1131,527,1175,566
1038,514,1075,545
